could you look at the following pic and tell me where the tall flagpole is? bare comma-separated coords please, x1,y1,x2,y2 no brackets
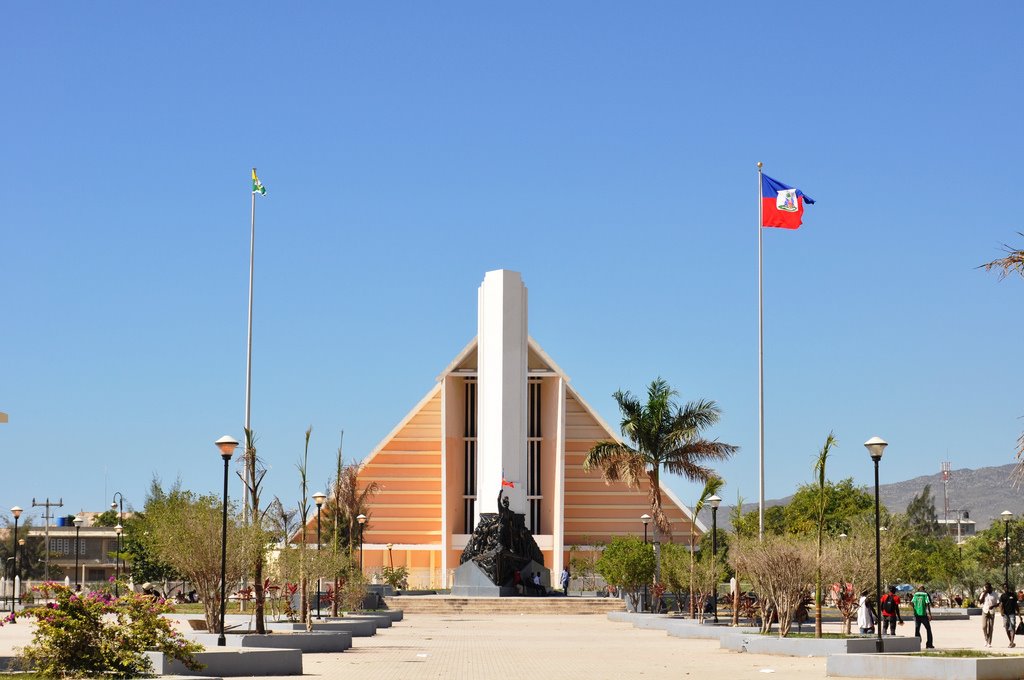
243,172,256,524
757,161,764,541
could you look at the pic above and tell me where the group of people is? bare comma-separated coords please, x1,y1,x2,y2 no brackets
980,581,1020,648
857,581,1024,650
857,585,935,649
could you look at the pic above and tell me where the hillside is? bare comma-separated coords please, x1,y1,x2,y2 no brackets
695,462,1022,534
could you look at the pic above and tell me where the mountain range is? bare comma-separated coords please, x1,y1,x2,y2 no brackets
694,462,1024,534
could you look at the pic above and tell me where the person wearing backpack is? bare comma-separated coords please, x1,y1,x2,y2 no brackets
880,585,903,635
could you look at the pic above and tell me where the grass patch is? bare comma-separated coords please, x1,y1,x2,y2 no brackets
772,632,851,639
914,649,1014,658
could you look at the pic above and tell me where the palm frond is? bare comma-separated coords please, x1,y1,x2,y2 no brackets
980,233,1024,280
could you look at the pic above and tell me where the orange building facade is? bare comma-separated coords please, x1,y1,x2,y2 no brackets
352,271,705,588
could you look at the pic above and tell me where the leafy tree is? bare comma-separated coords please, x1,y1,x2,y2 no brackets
658,541,690,612
595,536,655,611
906,485,939,537
93,509,119,527
731,535,816,636
142,481,263,633
584,378,737,538
1,517,52,581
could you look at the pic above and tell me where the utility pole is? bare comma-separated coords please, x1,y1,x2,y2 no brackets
941,462,951,537
31,497,63,581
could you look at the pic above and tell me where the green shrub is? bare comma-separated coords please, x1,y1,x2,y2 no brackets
14,583,204,678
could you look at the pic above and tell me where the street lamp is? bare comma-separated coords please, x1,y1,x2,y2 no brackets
641,513,651,612
111,492,125,596
356,514,367,571
73,515,84,591
215,434,239,647
114,524,123,596
1003,511,1013,586
312,492,327,620
708,494,722,624
864,436,887,654
386,543,394,570
10,507,21,611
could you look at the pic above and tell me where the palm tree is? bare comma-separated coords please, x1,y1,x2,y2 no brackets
584,378,738,537
689,476,724,619
813,431,838,638
981,236,1024,468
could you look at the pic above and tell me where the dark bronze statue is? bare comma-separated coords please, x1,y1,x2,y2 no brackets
459,489,544,587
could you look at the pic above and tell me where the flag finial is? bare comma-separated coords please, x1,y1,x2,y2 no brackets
757,161,763,169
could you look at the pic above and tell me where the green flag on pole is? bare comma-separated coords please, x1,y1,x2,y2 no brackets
252,168,267,196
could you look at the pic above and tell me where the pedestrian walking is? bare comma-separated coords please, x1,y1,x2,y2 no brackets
880,585,903,635
981,582,999,647
911,585,934,649
1000,582,1019,648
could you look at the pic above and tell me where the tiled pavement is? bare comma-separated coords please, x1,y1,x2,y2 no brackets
0,610,1021,679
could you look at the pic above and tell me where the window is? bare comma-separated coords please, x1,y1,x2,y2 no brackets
463,379,477,533
527,379,542,533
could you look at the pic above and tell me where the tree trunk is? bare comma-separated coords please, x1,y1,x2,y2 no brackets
254,559,266,634
300,576,308,624
332,576,340,617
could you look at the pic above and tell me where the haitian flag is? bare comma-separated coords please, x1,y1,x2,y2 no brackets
761,174,814,230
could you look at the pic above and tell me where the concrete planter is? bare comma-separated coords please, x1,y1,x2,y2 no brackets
826,653,1024,679
268,619,378,637
145,647,302,677
345,613,392,628
188,631,352,653
721,632,920,657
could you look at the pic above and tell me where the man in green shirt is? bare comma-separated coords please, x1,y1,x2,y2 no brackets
911,585,934,649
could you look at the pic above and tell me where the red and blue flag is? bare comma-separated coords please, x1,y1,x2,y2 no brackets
761,174,815,230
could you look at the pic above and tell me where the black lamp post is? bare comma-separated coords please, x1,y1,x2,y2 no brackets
215,435,239,647
73,515,84,591
1002,511,1013,587
114,523,123,595
356,514,367,571
708,494,722,624
10,506,21,611
864,436,888,654
641,513,651,612
111,492,125,596
312,492,327,620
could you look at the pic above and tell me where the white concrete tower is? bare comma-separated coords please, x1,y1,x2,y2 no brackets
475,269,528,523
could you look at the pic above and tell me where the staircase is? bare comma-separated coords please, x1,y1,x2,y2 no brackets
383,595,626,615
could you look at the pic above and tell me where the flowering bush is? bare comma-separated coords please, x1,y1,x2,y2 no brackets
15,583,204,678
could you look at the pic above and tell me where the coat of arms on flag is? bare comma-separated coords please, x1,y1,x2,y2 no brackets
776,189,798,213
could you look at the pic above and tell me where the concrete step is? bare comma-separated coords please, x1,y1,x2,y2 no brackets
383,596,625,615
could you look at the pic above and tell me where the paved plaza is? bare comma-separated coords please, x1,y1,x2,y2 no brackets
0,611,1021,679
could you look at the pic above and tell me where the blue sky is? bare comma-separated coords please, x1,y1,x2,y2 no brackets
2,2,1022,523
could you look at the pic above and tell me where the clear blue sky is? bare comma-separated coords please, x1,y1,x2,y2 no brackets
2,2,1022,523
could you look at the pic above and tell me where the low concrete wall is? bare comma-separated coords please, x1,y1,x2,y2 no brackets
268,619,377,637
826,653,1024,679
146,648,302,677
345,613,392,628
188,631,352,653
721,632,920,657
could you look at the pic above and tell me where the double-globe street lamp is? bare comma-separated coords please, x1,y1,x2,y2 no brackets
9,506,22,611
215,435,240,647
73,515,84,591
312,492,327,620
864,436,888,655
1002,510,1014,587
641,513,651,612
112,492,125,596
708,494,722,624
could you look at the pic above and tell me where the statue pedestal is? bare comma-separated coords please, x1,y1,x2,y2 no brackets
451,561,516,597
